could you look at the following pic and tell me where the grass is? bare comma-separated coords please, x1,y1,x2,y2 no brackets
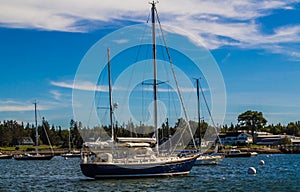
0,145,60,151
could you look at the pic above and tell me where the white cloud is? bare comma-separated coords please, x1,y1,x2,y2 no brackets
50,90,62,100
50,80,74,89
0,105,33,112
1,0,300,58
50,80,102,91
142,86,209,93
51,79,212,96
0,100,48,112
0,98,73,127
113,39,129,44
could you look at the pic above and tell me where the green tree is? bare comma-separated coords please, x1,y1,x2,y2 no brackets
70,119,83,149
282,136,291,145
238,110,267,143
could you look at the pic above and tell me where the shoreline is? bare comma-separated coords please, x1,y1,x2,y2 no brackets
0,149,69,156
1,145,300,156
207,146,300,154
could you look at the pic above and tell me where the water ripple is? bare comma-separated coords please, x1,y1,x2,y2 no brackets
0,154,299,192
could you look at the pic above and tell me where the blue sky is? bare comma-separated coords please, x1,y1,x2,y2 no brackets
0,0,300,128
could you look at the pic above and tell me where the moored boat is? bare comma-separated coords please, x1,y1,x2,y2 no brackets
14,102,54,161
61,151,81,158
225,149,251,158
250,151,258,156
195,154,223,165
81,156,198,178
61,128,81,158
193,78,224,166
81,138,198,178
14,153,53,160
0,152,13,159
80,1,199,178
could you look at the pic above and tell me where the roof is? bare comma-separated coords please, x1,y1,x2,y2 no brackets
219,132,252,138
116,137,156,144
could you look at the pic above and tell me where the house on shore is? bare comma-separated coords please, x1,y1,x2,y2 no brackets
219,131,300,146
255,132,300,146
219,132,253,146
291,138,300,145
19,137,34,146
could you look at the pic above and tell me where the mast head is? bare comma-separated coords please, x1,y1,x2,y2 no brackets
149,1,159,6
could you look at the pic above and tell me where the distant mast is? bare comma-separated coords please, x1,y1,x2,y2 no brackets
151,1,159,154
34,101,39,155
196,78,201,149
107,48,114,141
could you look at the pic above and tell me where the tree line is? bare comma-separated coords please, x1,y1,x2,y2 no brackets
222,110,300,137
0,119,83,148
1,110,299,148
0,117,208,148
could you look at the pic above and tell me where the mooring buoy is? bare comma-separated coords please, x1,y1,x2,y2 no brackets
259,160,265,165
248,167,257,174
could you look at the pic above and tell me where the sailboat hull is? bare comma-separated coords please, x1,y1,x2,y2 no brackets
80,155,197,178
194,155,223,165
61,152,81,158
14,155,54,160
0,155,13,159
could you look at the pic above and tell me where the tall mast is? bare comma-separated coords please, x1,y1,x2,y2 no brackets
34,101,38,155
151,1,159,154
196,79,201,149
68,127,71,151
108,48,114,141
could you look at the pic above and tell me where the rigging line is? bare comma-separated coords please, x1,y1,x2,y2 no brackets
134,22,149,63
156,21,173,119
141,82,146,123
87,80,102,128
37,109,54,154
88,59,109,128
133,12,152,87
198,79,222,145
198,80,215,126
146,12,150,24
98,108,109,126
155,8,196,151
94,67,107,125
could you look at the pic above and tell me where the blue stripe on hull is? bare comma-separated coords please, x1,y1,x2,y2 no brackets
80,156,197,178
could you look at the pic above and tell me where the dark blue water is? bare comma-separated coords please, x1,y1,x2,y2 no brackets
0,154,299,192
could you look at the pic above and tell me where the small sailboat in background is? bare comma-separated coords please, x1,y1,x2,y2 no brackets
14,102,54,160
194,78,223,166
61,128,81,158
195,144,223,165
0,152,13,159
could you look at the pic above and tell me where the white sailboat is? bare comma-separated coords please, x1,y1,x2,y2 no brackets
0,152,13,159
80,1,199,178
194,78,223,166
61,128,81,158
14,102,54,161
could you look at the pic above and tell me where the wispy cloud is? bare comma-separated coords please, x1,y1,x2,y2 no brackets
113,39,129,44
50,79,209,94
50,90,62,100
142,86,209,93
0,105,33,112
50,80,106,92
0,100,49,112
0,98,73,127
50,80,74,89
1,0,300,58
